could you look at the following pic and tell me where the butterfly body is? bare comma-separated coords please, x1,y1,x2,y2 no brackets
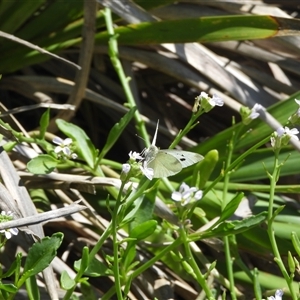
144,122,203,178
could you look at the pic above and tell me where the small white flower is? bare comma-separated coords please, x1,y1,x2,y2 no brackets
53,137,73,155
0,211,19,239
277,126,299,140
267,289,283,300
249,103,263,120
200,91,209,99
122,163,131,174
171,182,202,206
140,162,154,180
71,153,78,159
129,151,143,161
209,94,224,107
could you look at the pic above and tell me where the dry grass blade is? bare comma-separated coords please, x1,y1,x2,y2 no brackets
47,0,97,131
0,147,59,299
0,30,80,70
0,201,87,231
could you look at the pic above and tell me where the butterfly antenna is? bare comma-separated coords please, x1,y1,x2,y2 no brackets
152,120,159,146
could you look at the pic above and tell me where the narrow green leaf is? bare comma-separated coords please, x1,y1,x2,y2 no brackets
56,119,96,169
216,193,244,226
199,212,267,239
2,253,22,279
39,108,50,139
98,107,136,160
25,275,40,300
0,283,18,293
0,0,44,33
27,154,58,174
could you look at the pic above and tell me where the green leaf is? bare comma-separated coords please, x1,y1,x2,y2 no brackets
27,154,58,174
2,253,22,279
98,107,136,160
84,257,111,277
95,15,297,46
129,185,156,230
25,275,40,300
56,119,96,169
200,212,267,239
122,245,137,271
39,108,50,139
21,233,63,283
129,220,157,241
60,270,76,290
217,193,244,225
0,283,18,293
198,149,219,189
73,247,90,278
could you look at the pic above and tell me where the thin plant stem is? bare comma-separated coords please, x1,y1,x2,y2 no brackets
222,122,237,300
111,180,127,300
102,7,150,147
180,227,215,299
267,150,297,299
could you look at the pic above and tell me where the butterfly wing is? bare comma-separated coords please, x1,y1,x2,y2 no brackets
160,150,203,168
147,151,182,178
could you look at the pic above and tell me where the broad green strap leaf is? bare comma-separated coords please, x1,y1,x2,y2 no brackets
95,15,300,45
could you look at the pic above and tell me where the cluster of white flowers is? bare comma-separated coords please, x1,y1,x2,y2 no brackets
193,92,224,113
122,151,154,180
270,126,299,150
53,137,77,159
0,211,18,240
171,182,202,206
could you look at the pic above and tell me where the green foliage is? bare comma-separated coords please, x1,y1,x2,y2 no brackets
1,2,300,300
27,154,58,174
22,233,63,281
56,119,97,169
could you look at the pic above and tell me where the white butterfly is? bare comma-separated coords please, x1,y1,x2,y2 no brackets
144,121,203,178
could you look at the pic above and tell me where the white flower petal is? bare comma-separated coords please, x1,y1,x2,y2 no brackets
63,138,73,146
276,127,285,137
4,231,12,239
171,191,182,201
9,228,19,236
122,163,131,174
53,137,63,145
211,94,224,107
200,92,208,99
62,147,71,156
54,146,63,153
194,190,203,200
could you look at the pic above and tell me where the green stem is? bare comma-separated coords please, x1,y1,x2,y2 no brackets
181,228,215,299
102,7,150,147
267,151,297,299
222,123,237,300
111,181,127,300
169,109,204,149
